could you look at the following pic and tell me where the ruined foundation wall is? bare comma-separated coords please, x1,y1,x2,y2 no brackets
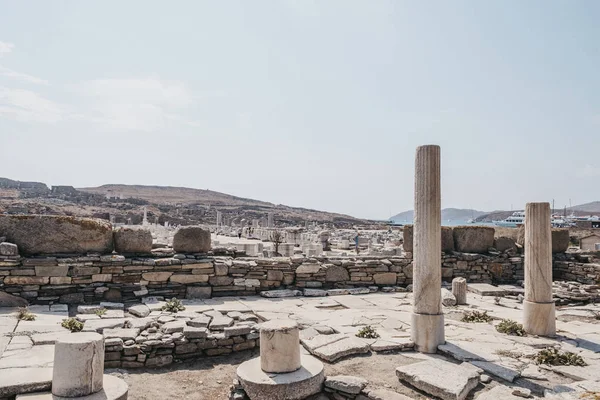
0,251,529,304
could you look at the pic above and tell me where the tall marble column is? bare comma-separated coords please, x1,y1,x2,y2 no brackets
411,145,445,353
523,202,556,336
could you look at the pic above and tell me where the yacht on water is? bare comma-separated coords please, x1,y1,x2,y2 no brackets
493,211,574,228
493,212,525,227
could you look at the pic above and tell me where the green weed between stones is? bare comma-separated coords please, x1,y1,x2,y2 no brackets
356,325,380,339
61,318,84,332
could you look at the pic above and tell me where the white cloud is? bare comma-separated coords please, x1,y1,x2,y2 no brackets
0,86,66,123
0,66,49,85
73,77,201,131
0,41,14,57
579,164,600,178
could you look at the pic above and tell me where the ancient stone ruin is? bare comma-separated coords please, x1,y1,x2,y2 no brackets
1,145,599,399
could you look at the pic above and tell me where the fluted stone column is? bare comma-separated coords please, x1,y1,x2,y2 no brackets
523,202,556,336
411,145,445,353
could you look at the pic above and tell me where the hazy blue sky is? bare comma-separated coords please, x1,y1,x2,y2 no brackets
1,1,599,219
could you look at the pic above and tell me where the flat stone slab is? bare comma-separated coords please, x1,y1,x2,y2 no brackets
470,360,520,382
311,337,370,362
237,354,324,400
546,380,600,399
467,283,506,296
127,304,150,318
302,333,347,351
0,367,52,397
362,387,413,400
82,318,127,333
0,345,54,369
260,290,302,298
324,375,367,394
395,359,479,400
31,332,71,345
103,328,140,341
16,374,128,400
475,385,530,400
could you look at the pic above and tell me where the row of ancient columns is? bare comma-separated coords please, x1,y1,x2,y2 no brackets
411,145,555,353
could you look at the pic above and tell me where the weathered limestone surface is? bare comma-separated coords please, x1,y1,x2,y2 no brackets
260,319,301,373
453,226,495,253
452,277,467,305
324,375,367,394
0,215,113,255
523,202,556,336
237,354,324,400
0,291,28,307
52,332,105,397
172,226,211,253
395,359,479,400
402,225,454,253
411,145,445,353
113,227,152,254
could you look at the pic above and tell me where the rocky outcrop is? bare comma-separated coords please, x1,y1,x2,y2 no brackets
551,229,570,253
113,228,152,254
453,226,495,253
172,226,211,253
0,215,113,255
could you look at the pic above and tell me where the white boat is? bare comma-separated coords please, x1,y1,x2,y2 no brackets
493,212,525,227
494,211,572,228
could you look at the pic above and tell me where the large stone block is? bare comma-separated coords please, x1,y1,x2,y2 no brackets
0,291,28,307
551,228,569,253
373,272,397,285
493,236,517,252
141,272,172,282
453,226,495,253
0,215,113,255
325,265,349,282
516,227,570,253
172,226,211,253
113,227,152,254
170,274,209,284
441,227,454,252
403,225,454,252
0,242,18,256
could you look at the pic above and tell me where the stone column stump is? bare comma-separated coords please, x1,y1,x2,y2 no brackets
237,319,324,400
52,332,105,397
523,202,556,336
452,277,467,305
260,319,301,373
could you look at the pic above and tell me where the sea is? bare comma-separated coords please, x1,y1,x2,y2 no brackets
393,219,496,227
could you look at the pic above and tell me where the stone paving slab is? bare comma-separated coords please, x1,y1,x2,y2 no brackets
311,337,370,362
467,283,507,296
395,359,480,400
0,367,52,397
0,345,54,369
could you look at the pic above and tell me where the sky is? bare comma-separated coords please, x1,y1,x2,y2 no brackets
1,1,599,220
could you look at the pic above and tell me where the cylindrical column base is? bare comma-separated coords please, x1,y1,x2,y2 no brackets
452,278,467,305
523,300,556,336
411,313,445,353
52,332,105,397
260,319,301,373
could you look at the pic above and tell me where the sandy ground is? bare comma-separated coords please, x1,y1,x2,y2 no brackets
108,348,570,400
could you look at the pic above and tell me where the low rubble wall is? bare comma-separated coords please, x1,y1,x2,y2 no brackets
1,251,526,304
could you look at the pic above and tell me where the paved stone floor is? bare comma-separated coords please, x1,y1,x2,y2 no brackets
1,291,600,399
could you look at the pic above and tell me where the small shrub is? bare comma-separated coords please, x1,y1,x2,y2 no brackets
94,308,107,316
496,319,526,336
356,325,380,339
461,310,493,323
162,298,185,313
62,318,84,332
534,347,586,366
494,296,501,305
17,307,36,321
590,311,600,320
580,392,600,400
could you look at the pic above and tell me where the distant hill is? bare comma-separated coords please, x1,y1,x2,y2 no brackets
0,178,374,228
390,208,486,223
569,201,600,213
